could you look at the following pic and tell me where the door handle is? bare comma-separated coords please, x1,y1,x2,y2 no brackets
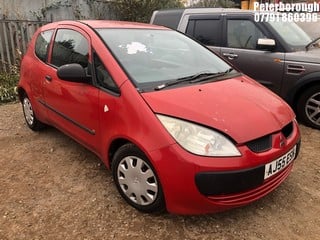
45,75,52,81
222,53,238,60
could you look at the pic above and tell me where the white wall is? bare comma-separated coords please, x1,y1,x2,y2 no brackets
0,0,102,21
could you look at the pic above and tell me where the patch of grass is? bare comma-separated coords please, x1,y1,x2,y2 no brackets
0,66,19,103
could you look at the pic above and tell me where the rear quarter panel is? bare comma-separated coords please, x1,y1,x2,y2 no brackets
18,32,49,124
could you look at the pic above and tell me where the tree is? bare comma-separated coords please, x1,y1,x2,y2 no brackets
109,0,183,22
190,0,239,8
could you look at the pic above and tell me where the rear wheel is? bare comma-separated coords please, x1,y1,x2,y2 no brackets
297,86,320,129
22,94,45,131
111,143,165,213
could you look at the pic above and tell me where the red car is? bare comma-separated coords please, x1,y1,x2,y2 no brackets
18,20,300,215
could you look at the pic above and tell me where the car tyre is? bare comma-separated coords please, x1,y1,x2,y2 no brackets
112,143,165,213
297,85,320,129
22,94,45,131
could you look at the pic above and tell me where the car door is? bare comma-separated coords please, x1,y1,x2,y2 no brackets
220,16,285,94
43,26,100,153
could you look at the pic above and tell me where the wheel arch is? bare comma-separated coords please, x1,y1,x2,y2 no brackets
17,86,27,102
106,137,165,180
285,73,320,111
107,138,131,169
107,138,153,170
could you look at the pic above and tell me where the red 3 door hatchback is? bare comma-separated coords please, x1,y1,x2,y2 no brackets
18,20,301,215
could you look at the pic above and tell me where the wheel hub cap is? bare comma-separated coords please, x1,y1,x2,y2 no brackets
23,98,34,126
305,92,320,126
117,156,158,206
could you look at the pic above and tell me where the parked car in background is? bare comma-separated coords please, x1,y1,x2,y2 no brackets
18,20,300,215
151,8,320,130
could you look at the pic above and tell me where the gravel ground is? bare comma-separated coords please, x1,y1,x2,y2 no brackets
0,102,319,240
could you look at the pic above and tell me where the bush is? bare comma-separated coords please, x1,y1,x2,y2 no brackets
0,66,19,104
110,0,183,23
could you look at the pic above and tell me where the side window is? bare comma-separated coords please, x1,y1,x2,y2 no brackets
94,54,119,93
51,29,89,68
186,19,221,46
227,20,265,49
35,30,53,62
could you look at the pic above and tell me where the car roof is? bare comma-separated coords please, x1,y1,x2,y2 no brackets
153,8,256,16
81,20,168,29
39,20,168,31
182,8,254,14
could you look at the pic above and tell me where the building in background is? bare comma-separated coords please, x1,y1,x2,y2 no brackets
0,0,115,21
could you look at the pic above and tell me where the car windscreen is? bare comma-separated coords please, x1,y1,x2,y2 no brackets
267,21,312,50
96,28,236,91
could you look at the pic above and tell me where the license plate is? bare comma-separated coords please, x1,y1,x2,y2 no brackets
264,145,297,180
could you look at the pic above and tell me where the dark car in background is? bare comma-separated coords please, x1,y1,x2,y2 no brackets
151,8,320,129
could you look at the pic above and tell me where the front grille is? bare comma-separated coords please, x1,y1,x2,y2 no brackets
281,122,293,138
246,121,294,153
246,135,272,153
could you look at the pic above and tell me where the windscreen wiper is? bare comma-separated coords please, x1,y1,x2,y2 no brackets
189,68,234,83
155,68,234,90
305,36,320,51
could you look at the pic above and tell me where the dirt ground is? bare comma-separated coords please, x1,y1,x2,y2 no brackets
0,102,319,240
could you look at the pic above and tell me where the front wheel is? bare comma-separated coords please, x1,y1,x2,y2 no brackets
296,86,320,129
111,143,165,213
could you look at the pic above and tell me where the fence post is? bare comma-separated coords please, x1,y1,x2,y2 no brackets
0,22,7,72
0,20,49,73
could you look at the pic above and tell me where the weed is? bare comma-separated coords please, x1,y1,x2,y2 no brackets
0,65,19,103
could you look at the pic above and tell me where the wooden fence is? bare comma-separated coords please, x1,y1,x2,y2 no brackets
0,20,49,73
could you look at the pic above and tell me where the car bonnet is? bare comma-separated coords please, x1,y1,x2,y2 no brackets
141,75,295,144
286,47,320,64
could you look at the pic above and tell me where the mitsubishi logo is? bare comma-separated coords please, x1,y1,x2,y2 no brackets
279,135,285,148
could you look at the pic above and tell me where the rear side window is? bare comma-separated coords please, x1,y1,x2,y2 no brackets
35,30,53,62
51,29,89,68
152,10,184,29
186,19,221,46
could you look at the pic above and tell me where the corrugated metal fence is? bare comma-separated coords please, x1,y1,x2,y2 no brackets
0,20,49,72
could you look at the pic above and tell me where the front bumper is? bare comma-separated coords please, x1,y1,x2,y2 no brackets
148,122,301,215
195,140,300,196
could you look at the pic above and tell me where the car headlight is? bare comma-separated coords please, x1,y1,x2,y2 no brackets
157,115,241,157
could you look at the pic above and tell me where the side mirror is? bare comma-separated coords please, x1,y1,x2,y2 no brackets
257,38,276,51
57,63,90,83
